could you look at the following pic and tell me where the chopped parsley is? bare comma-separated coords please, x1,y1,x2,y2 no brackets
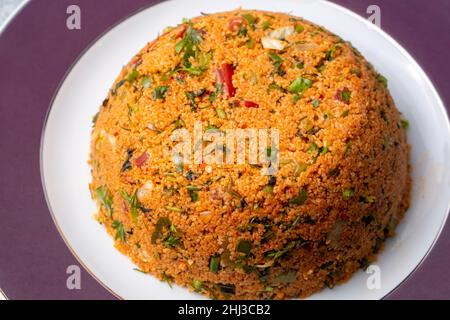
175,22,211,76
126,69,139,83
151,217,182,248
295,25,304,33
111,220,126,242
96,185,113,217
400,119,409,129
236,240,251,255
289,188,308,205
187,185,200,202
209,255,221,273
216,108,226,119
268,52,285,76
341,88,352,103
377,74,388,87
119,190,140,224
342,188,355,200
242,13,257,30
161,271,174,288
152,86,169,100
209,83,222,103
186,89,206,111
273,270,297,284
288,77,312,94
193,279,203,291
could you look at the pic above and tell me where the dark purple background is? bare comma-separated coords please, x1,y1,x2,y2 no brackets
0,0,449,300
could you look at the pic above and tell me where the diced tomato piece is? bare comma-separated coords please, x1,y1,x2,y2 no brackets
215,64,236,98
135,152,149,168
244,101,259,108
228,17,245,32
220,63,236,98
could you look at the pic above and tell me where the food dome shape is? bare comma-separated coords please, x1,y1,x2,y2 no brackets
90,10,410,299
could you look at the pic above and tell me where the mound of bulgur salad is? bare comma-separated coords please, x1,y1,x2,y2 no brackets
90,10,410,299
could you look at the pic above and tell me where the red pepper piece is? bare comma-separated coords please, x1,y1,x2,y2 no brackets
244,101,259,108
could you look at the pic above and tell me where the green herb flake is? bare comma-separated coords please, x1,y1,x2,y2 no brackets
268,52,285,76
268,82,283,92
377,74,388,87
188,189,199,202
295,25,304,33
344,141,352,156
237,25,248,37
292,93,300,103
325,45,339,61
113,79,125,95
380,109,389,122
341,109,349,117
205,124,220,132
96,185,113,217
193,279,203,291
242,13,257,30
262,185,274,194
342,188,355,200
209,83,222,103
92,112,99,125
262,21,271,30
165,206,183,213
273,270,297,284
216,108,226,119
179,51,212,76
312,99,320,108
289,188,308,205
126,69,139,83
186,89,206,111
175,22,203,54
401,119,409,129
288,77,312,94
133,268,147,274
268,52,283,63
152,86,169,100
111,220,126,242
161,271,174,288
246,37,255,49
164,224,182,248
237,240,251,255
119,190,140,224
363,195,376,204
209,255,221,273
151,217,171,244
341,88,351,103
373,237,383,253
293,162,308,177
351,68,362,77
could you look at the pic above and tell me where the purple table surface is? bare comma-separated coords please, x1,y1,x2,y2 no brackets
0,0,449,300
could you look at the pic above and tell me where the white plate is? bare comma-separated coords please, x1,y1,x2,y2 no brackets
41,0,450,299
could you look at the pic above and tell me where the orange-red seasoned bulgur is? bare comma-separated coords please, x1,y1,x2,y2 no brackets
90,10,410,299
